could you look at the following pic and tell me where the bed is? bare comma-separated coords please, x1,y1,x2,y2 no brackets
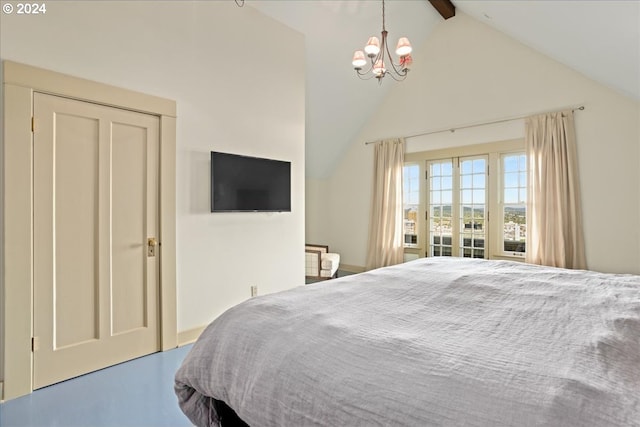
174,257,640,427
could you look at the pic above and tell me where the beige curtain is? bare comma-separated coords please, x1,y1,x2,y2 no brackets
365,138,405,270
525,110,586,269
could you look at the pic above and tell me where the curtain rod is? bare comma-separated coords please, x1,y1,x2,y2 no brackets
364,105,585,145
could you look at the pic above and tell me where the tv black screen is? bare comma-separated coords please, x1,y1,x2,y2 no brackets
211,151,291,212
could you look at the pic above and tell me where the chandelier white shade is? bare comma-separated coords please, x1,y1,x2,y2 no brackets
365,37,381,56
352,51,367,68
395,37,412,56
352,0,413,82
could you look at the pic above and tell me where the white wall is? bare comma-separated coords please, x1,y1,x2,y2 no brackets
314,13,640,275
0,1,305,382
305,178,330,245
0,60,4,387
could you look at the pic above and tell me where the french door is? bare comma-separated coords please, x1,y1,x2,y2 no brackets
426,156,488,258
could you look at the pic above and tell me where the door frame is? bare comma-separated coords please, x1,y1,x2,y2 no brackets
2,60,178,400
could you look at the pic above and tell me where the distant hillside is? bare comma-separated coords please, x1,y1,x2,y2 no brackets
427,205,525,224
504,206,526,224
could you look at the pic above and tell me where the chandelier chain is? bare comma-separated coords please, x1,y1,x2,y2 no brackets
382,0,386,31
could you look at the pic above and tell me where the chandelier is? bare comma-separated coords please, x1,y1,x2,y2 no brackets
352,0,413,83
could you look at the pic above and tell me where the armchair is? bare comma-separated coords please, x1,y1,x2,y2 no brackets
305,244,340,280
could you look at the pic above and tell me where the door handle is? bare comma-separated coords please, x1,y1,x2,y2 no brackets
147,237,157,257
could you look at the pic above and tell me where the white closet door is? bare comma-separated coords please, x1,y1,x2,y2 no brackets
33,92,160,389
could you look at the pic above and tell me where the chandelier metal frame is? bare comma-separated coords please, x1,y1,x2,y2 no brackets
352,0,413,83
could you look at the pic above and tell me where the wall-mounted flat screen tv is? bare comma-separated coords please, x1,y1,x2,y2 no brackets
211,151,291,212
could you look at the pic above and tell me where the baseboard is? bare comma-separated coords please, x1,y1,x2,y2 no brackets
340,264,365,274
177,325,206,347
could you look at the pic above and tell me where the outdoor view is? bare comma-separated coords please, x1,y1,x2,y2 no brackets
403,153,527,256
503,206,526,252
502,154,527,253
403,164,420,246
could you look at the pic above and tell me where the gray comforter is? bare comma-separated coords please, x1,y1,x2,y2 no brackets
175,258,640,426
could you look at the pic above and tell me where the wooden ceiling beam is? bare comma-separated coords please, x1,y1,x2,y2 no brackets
428,0,455,20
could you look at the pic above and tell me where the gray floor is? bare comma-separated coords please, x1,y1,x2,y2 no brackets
0,345,194,427
305,269,355,284
1,271,358,426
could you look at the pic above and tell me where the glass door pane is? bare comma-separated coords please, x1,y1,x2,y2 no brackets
459,156,487,258
428,160,453,257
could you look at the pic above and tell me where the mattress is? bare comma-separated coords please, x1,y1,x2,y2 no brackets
175,257,640,427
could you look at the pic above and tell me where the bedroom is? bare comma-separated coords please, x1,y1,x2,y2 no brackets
1,0,639,423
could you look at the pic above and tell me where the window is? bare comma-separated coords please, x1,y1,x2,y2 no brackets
403,164,420,247
404,139,526,260
501,153,527,255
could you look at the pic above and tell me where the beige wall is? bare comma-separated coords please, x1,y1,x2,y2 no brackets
312,13,640,275
305,178,330,245
0,61,3,387
0,1,305,383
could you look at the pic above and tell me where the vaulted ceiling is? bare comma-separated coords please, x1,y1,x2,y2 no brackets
249,1,640,179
